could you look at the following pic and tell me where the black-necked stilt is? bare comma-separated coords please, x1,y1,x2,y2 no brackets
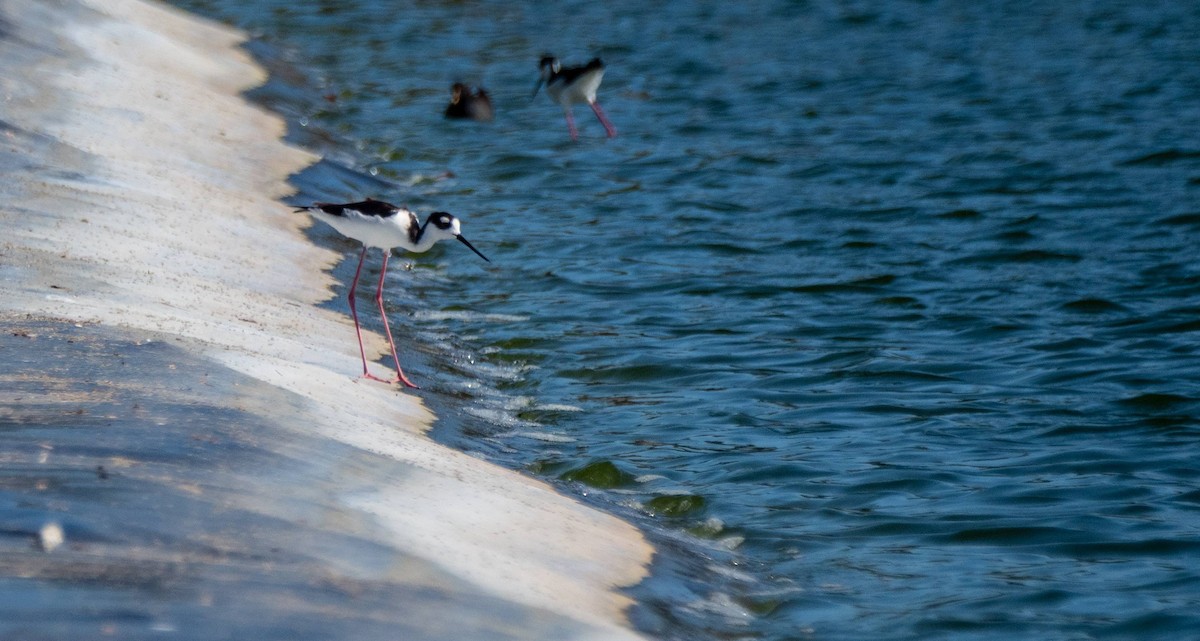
295,199,490,388
445,82,494,122
533,56,617,141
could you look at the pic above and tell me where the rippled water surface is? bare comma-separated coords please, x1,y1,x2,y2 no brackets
173,1,1200,638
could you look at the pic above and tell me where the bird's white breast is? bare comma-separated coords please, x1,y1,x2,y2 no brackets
549,67,605,107
311,208,416,251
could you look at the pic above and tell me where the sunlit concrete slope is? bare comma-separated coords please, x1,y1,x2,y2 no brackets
0,0,652,638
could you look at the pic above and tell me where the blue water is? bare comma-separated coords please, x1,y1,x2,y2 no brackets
173,1,1200,638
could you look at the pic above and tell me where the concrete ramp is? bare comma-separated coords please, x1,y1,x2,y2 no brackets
0,0,651,638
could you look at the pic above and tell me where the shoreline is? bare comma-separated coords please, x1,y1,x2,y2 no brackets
0,0,651,637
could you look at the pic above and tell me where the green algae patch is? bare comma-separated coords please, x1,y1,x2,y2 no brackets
559,461,637,489
644,494,707,517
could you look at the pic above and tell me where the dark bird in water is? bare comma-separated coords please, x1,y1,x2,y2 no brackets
445,82,494,122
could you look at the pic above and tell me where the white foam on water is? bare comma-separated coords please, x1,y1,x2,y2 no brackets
413,309,530,323
505,430,580,444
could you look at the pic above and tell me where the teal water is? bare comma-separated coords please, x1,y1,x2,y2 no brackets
174,1,1200,639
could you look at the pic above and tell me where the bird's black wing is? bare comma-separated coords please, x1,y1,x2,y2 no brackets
340,199,398,218
557,58,605,84
303,198,398,218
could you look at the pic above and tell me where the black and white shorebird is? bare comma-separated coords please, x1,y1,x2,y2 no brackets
295,199,490,388
533,56,616,141
445,82,494,122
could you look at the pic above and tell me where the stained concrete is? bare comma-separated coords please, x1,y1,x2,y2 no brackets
0,0,651,638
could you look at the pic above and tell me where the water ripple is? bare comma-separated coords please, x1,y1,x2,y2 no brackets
176,0,1200,639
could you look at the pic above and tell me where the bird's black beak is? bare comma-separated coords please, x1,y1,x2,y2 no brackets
457,235,490,262
531,78,544,99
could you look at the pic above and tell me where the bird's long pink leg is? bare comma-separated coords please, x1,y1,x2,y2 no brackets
590,100,617,138
374,251,418,388
563,109,579,141
347,246,378,380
